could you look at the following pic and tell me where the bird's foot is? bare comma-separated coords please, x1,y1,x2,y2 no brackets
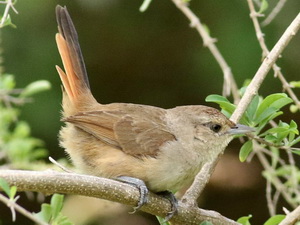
157,191,178,221
117,176,149,213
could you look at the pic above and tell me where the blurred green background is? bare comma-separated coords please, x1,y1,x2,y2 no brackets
1,0,300,224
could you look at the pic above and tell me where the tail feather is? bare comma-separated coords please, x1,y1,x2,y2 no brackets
55,5,93,105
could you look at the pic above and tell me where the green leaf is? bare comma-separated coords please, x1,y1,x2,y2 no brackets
13,121,31,138
239,141,253,162
0,15,16,28
50,194,64,219
205,94,236,115
55,215,73,225
291,136,300,146
246,95,259,121
271,97,293,110
290,81,300,88
0,74,16,89
35,204,52,223
255,94,292,120
292,149,300,156
290,104,298,113
256,111,283,133
156,216,170,225
202,23,211,35
237,215,252,225
261,120,299,144
254,107,278,124
0,178,11,196
9,186,17,199
206,94,249,124
264,134,277,142
264,127,289,134
206,94,230,103
258,0,269,13
21,80,51,97
263,214,285,225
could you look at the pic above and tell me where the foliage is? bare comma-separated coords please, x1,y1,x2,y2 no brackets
206,92,297,161
0,178,72,224
207,90,300,219
1,0,300,224
0,178,17,200
156,216,170,225
0,74,50,169
34,194,72,225
237,215,252,225
237,214,286,225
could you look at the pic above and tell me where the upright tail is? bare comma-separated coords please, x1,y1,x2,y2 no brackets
55,5,96,111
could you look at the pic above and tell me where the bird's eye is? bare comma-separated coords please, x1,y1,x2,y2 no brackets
210,124,222,133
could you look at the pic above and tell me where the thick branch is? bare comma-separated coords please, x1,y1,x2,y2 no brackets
0,170,239,225
231,12,300,123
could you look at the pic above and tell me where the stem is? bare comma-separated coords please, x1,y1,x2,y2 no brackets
170,0,240,102
231,12,300,123
261,0,288,27
279,205,300,225
0,194,48,225
247,0,300,109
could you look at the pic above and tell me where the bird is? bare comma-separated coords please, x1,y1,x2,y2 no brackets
55,5,253,219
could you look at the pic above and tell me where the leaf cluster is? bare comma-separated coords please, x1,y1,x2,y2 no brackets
206,93,298,162
0,74,51,168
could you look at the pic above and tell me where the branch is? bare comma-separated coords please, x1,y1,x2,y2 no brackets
0,0,18,28
253,142,297,208
0,169,240,225
0,194,48,225
279,205,300,225
181,161,219,208
170,0,240,102
230,12,300,123
247,0,300,110
261,0,287,27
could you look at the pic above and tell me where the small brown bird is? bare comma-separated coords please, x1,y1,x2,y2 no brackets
55,5,253,218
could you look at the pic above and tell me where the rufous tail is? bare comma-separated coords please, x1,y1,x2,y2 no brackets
55,5,96,110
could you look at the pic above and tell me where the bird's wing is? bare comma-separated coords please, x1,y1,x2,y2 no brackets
64,105,176,158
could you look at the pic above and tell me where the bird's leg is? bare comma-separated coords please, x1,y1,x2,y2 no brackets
156,190,178,221
117,176,149,213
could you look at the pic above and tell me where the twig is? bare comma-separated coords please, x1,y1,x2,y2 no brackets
247,0,300,109
0,169,240,225
48,157,73,173
230,12,300,123
0,193,48,225
0,0,18,28
170,0,240,102
279,205,300,225
253,142,297,208
181,161,218,207
247,133,297,152
139,0,153,12
266,179,276,216
261,0,288,27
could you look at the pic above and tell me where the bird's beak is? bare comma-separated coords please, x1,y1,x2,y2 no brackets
228,124,255,135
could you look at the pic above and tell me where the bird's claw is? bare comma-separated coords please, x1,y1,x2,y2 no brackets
157,191,178,221
117,176,149,213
